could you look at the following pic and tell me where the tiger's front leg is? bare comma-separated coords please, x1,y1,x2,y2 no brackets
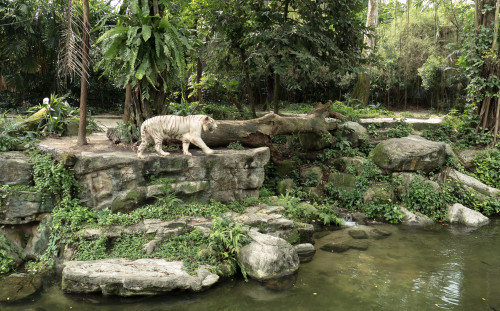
154,139,170,157
191,137,214,155
182,140,192,156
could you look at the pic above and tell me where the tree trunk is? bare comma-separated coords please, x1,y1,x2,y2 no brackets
273,72,280,114
351,0,378,106
200,103,345,147
77,0,90,146
240,48,256,118
124,84,132,123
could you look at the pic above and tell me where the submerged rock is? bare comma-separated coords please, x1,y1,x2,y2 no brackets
61,258,219,296
400,207,434,226
238,229,299,282
0,273,42,302
320,240,369,253
446,203,490,227
294,243,316,263
370,136,447,173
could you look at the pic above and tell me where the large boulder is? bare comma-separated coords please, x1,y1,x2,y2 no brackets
400,207,434,225
62,259,219,296
442,169,499,199
0,152,33,186
238,229,299,282
0,189,54,225
0,273,42,302
370,135,447,173
339,121,369,148
446,203,490,227
70,148,269,211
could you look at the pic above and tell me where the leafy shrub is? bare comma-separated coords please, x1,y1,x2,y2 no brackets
402,178,447,220
363,202,403,224
227,141,244,150
0,235,22,274
75,236,108,261
387,119,413,138
471,149,500,188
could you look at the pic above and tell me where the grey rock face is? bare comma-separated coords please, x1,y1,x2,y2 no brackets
72,148,269,211
0,189,54,225
370,136,447,173
238,229,299,282
446,203,490,227
0,152,33,186
0,273,42,302
294,243,316,263
444,169,499,198
62,258,219,296
340,121,369,148
400,207,434,226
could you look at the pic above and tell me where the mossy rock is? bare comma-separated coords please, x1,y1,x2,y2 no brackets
275,160,299,178
328,172,356,190
276,179,296,195
110,189,146,213
300,166,323,187
332,157,367,174
298,132,330,151
363,182,394,204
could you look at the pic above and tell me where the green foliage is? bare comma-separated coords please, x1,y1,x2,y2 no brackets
97,1,190,101
75,236,108,261
402,178,447,221
30,150,79,201
0,112,38,151
227,141,244,150
278,192,343,226
114,122,140,143
208,217,250,274
330,101,394,120
387,119,413,138
363,202,403,224
0,235,22,274
471,149,500,188
28,94,77,136
111,234,152,260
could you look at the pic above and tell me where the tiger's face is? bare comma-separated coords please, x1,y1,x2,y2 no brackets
203,116,217,133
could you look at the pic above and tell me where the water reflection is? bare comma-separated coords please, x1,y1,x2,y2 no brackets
2,220,500,311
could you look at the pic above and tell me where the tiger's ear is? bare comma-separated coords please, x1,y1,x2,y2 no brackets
203,116,210,123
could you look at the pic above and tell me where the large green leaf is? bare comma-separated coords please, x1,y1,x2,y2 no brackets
142,25,152,42
135,57,150,80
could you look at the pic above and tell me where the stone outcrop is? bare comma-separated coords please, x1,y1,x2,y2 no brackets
446,203,490,227
442,169,499,199
71,148,269,211
0,152,33,186
400,207,434,225
370,135,447,173
319,225,393,254
0,273,42,302
0,189,54,224
62,259,219,295
238,229,299,282
340,121,369,148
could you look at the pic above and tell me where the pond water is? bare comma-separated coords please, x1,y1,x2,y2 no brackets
3,220,500,311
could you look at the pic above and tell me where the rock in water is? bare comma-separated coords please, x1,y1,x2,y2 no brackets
238,229,299,282
446,203,490,227
370,136,447,173
61,258,219,296
0,273,42,302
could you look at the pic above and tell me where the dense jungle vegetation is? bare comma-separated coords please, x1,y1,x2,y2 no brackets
0,0,499,143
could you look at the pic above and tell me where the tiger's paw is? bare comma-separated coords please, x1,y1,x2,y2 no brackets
137,154,146,160
204,149,215,155
183,151,192,156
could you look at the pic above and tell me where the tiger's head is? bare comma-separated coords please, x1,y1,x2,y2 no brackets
202,116,217,133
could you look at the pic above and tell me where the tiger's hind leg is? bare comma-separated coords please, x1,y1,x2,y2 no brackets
137,132,151,159
182,140,192,156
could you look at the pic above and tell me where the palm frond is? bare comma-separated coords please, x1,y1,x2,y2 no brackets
57,0,89,83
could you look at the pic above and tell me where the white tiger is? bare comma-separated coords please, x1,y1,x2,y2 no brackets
137,115,217,159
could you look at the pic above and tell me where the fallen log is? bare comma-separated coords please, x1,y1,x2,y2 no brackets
201,103,345,147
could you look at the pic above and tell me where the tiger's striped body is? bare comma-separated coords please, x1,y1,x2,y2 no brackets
137,115,217,159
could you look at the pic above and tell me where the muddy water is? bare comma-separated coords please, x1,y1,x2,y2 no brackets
3,220,499,311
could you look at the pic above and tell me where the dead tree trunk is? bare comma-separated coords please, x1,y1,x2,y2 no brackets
201,103,345,147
